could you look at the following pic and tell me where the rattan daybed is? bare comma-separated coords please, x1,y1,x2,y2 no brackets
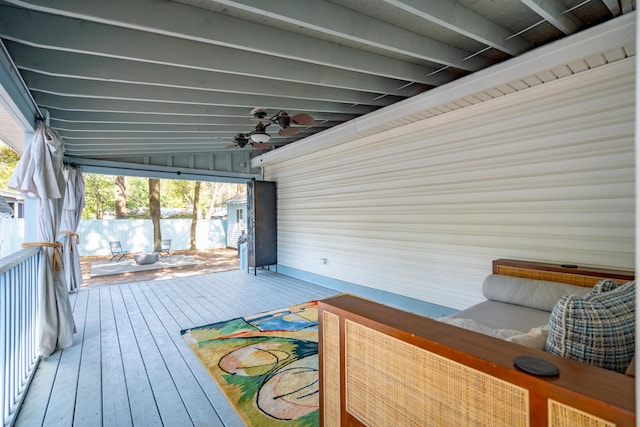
318,259,635,426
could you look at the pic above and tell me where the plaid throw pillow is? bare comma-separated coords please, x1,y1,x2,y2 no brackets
545,280,635,373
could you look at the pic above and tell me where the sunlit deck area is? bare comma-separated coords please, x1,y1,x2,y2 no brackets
14,270,338,427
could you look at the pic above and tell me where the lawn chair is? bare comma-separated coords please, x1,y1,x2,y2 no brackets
109,241,129,262
156,239,171,257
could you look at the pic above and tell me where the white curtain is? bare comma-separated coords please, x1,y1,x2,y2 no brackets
61,166,85,292
7,123,76,357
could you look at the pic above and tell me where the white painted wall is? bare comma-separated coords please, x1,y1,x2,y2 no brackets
264,58,635,310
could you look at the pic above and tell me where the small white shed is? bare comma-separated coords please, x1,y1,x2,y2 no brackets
224,192,247,249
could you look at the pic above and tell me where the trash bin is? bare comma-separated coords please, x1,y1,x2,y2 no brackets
239,242,248,270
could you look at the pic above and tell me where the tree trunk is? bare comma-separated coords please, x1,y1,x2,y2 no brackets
115,175,127,219
206,182,220,219
149,178,162,251
190,181,201,250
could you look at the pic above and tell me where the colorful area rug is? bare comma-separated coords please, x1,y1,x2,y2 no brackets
181,301,319,427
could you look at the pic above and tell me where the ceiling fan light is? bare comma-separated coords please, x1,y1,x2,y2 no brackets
250,132,270,143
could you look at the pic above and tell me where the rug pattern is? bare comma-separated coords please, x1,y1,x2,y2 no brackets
181,301,319,427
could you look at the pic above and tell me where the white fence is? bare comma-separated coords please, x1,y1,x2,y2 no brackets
0,218,23,259
0,218,228,258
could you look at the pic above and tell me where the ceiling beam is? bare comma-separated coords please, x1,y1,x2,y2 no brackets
44,109,354,124
63,143,281,154
57,130,316,139
63,136,302,146
0,6,449,94
0,0,474,82
620,0,633,13
200,0,494,68
600,0,622,16
50,122,267,132
51,122,328,135
519,0,579,35
65,156,260,182
22,71,387,113
34,93,375,117
382,0,531,56
0,40,39,131
64,146,255,154
7,42,428,102
64,140,269,147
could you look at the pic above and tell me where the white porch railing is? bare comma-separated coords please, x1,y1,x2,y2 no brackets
0,247,40,427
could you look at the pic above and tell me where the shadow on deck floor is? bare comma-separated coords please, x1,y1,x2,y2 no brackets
80,248,241,288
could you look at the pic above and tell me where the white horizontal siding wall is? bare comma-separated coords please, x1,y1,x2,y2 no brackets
264,58,635,310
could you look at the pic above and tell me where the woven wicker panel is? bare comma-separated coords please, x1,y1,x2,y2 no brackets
495,266,619,288
322,311,341,427
548,400,616,427
344,320,529,427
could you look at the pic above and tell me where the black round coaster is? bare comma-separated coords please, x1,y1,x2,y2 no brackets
514,355,559,377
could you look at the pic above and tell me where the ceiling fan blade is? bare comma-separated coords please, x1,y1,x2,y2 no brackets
250,142,270,149
291,113,317,126
278,127,299,136
225,144,239,148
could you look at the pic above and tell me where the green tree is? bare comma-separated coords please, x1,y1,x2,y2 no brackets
166,179,195,209
83,174,115,219
0,145,20,189
125,176,149,215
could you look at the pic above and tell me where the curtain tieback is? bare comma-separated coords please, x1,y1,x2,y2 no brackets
21,242,63,272
59,230,80,251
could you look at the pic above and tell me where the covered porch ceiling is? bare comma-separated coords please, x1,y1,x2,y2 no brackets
0,0,635,181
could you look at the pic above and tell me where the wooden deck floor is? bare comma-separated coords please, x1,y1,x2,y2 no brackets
15,270,338,427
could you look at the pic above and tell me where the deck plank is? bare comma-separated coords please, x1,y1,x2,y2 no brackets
130,282,230,427
14,351,61,426
74,287,103,426
13,292,79,426
119,284,197,426
154,278,213,329
100,287,134,427
14,270,338,426
109,286,163,426
42,290,88,426
137,281,242,426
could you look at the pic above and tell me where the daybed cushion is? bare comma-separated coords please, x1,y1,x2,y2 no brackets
482,274,591,312
437,317,524,340
545,280,636,373
449,300,551,332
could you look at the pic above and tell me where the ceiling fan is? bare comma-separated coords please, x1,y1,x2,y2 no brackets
225,130,271,150
227,108,318,148
250,108,317,136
